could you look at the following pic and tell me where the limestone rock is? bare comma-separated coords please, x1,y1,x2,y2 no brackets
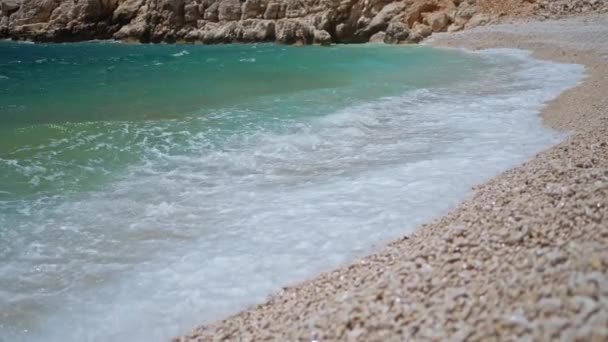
455,0,477,22
368,30,385,43
218,0,241,21
10,0,57,25
184,2,201,23
275,18,313,44
1,0,22,15
424,11,449,32
263,1,283,20
204,2,219,22
404,0,439,27
384,20,409,44
113,10,148,41
3,0,606,44
241,0,264,19
313,28,331,45
464,13,491,29
72,0,105,22
113,0,143,23
239,19,275,41
409,22,431,42
446,22,462,32
361,1,406,36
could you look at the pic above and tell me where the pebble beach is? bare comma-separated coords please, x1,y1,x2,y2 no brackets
177,14,608,341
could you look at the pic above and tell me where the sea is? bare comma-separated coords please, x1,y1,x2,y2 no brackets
0,40,584,341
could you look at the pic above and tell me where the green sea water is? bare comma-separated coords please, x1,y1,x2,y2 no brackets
0,41,583,341
0,42,478,201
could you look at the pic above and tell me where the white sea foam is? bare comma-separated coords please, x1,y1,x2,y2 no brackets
0,49,584,342
172,50,190,57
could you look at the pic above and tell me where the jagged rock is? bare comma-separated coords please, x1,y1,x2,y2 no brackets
184,1,201,23
72,0,105,22
304,10,333,31
446,22,462,32
1,0,22,15
203,20,237,42
359,1,406,36
464,13,491,29
113,10,148,41
368,30,385,42
424,11,449,32
48,0,73,27
313,28,331,45
454,0,477,25
275,18,313,44
241,0,264,19
285,0,307,18
10,0,57,25
204,2,219,21
239,19,275,41
2,0,606,44
404,0,439,27
263,1,283,19
384,20,409,44
113,0,143,23
218,0,241,21
409,22,431,41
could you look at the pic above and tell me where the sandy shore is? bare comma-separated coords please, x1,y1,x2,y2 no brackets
177,15,608,341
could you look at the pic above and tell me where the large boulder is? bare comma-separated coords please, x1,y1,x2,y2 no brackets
368,30,385,43
454,0,477,24
313,28,331,45
409,21,432,41
72,0,104,22
218,0,240,21
184,1,201,23
204,2,219,21
238,19,275,41
334,22,352,41
113,10,149,41
158,0,185,26
404,0,439,27
384,20,409,44
423,11,449,32
275,19,313,44
113,0,143,23
1,0,22,15
10,0,58,25
263,1,283,19
359,1,406,36
284,0,307,18
464,12,491,29
241,0,264,19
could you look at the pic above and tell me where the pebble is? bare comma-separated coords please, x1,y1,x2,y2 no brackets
176,13,608,342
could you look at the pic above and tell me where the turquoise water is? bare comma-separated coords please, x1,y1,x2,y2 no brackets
0,42,476,201
0,41,583,341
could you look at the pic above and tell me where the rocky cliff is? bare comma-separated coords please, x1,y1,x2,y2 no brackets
0,0,606,44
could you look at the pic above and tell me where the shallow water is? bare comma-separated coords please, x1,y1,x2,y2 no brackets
0,41,583,341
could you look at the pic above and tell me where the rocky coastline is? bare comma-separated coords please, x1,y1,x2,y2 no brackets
1,0,606,44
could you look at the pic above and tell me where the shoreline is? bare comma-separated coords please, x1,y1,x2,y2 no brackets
177,14,608,341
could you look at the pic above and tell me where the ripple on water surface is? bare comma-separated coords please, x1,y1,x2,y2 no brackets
0,42,584,341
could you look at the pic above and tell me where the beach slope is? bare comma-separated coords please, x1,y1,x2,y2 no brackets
177,14,608,341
